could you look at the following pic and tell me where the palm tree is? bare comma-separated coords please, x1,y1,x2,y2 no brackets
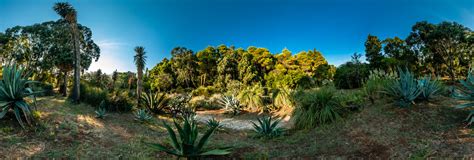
53,2,81,102
134,46,147,105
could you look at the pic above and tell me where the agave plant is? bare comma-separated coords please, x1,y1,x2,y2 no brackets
0,65,39,129
383,68,421,107
134,109,152,122
206,117,221,128
146,115,231,159
251,116,283,138
418,76,444,100
453,69,474,126
141,91,167,114
218,95,241,115
95,100,107,119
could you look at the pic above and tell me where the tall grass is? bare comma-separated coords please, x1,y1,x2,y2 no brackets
292,86,344,129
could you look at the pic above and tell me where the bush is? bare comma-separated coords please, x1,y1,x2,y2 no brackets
32,83,54,97
383,68,421,108
238,84,264,112
78,82,108,107
453,69,474,126
107,89,134,112
167,94,193,117
363,69,397,104
191,86,218,97
292,87,344,129
334,62,370,89
270,86,294,117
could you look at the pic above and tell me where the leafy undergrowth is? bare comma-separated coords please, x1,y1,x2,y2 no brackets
0,96,472,159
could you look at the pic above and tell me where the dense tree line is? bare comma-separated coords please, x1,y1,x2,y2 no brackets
147,46,335,92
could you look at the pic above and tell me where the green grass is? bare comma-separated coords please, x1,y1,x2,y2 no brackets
0,95,472,158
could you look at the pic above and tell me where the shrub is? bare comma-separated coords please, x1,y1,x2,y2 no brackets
146,115,231,158
218,95,241,115
238,84,264,112
251,116,284,138
340,90,364,111
107,89,134,112
0,65,39,129
191,86,218,97
292,87,344,129
363,69,397,104
334,62,370,89
141,91,167,114
32,83,54,97
383,68,421,107
418,76,444,101
95,100,107,119
453,69,474,126
271,86,294,117
168,94,193,117
134,109,152,122
78,82,108,106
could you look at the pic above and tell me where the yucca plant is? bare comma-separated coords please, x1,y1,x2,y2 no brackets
95,100,107,119
418,76,444,101
135,109,152,122
141,91,168,114
453,69,474,126
251,116,283,138
383,68,421,108
146,115,231,159
218,95,241,115
0,65,39,129
292,87,343,129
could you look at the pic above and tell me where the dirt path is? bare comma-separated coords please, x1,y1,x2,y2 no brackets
195,110,292,130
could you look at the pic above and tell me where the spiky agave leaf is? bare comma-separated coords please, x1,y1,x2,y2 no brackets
251,116,283,138
146,115,231,158
0,65,39,128
453,69,474,125
134,109,152,122
418,76,444,100
383,68,421,107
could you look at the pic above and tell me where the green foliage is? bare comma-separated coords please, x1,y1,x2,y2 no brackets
417,76,444,101
0,65,39,129
107,89,134,112
334,61,370,89
363,69,397,104
453,69,474,126
383,68,421,108
146,115,231,158
251,116,283,138
191,86,218,97
95,100,107,119
238,84,264,112
134,109,152,122
141,91,167,114
206,117,220,128
168,94,193,117
270,86,294,117
78,82,108,107
292,87,344,129
218,95,241,115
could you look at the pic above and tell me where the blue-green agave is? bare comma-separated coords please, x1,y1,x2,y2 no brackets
383,68,421,107
251,116,284,138
95,100,107,119
418,76,444,101
453,69,474,126
0,65,39,129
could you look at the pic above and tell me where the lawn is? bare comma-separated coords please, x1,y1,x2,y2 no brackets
1,95,472,159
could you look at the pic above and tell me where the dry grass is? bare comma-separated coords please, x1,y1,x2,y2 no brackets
0,95,472,159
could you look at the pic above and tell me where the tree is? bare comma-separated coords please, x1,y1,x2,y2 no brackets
365,35,384,69
171,47,197,88
54,2,81,102
134,46,147,104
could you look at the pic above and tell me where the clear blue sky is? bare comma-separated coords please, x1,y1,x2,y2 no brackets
1,0,472,73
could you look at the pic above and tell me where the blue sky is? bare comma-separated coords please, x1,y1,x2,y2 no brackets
0,0,472,73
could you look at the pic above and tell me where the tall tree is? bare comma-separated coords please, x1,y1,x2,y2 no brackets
54,2,81,102
365,35,384,69
134,46,147,104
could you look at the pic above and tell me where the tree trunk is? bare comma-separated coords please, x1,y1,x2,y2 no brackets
71,23,81,103
137,68,143,105
61,71,68,97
